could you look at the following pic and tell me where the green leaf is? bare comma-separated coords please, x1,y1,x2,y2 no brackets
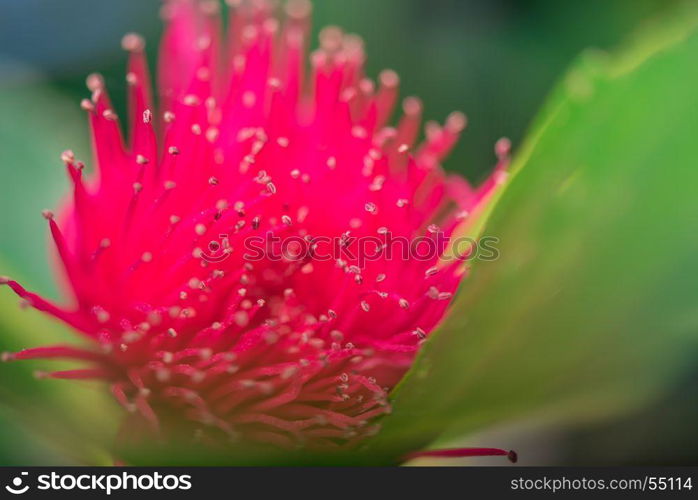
369,12,698,457
0,261,119,465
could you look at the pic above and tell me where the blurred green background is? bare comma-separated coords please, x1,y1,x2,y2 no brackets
0,0,696,465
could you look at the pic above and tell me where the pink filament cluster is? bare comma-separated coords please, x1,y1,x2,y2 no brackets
1,0,508,451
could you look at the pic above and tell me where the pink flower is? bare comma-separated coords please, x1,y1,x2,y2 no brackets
1,0,508,454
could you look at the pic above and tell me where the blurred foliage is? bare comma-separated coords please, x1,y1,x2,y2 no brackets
312,0,685,180
562,364,698,465
0,83,90,297
0,260,118,465
372,8,698,458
